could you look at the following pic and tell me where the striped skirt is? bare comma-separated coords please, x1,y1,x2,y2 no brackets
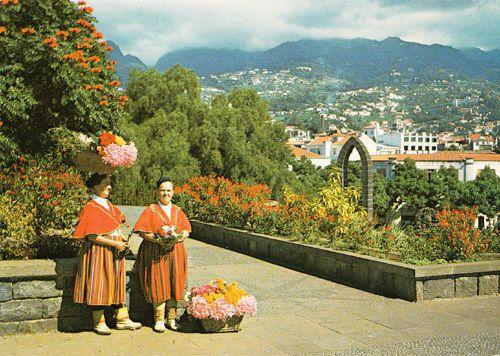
135,240,187,303
73,236,125,306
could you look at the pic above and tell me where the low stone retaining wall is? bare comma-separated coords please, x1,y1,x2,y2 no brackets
0,259,151,336
190,221,500,302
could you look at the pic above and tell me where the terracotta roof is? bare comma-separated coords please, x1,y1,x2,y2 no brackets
371,151,500,162
447,136,466,142
287,139,306,145
471,136,495,142
307,135,332,146
307,132,348,146
289,145,324,159
331,136,350,145
469,133,481,140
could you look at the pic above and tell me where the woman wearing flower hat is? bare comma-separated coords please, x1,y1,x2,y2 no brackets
73,173,142,335
133,177,191,332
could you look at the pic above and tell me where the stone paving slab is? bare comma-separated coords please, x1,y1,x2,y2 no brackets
1,206,498,355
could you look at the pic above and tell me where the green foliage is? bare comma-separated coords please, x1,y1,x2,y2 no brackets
288,157,327,197
0,0,124,158
113,67,295,204
462,167,500,218
0,195,37,260
113,112,201,205
386,159,428,214
197,89,294,193
373,172,390,217
427,166,465,209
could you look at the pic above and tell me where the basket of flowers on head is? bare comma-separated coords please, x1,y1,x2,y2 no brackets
186,279,257,333
74,131,137,173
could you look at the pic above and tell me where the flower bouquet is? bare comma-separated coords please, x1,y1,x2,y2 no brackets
74,131,137,173
187,279,257,333
154,225,182,252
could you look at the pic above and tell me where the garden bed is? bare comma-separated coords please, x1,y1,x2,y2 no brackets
190,220,500,302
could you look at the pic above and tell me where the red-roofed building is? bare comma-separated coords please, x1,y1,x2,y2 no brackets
372,151,500,181
289,145,332,168
468,134,497,151
305,132,379,161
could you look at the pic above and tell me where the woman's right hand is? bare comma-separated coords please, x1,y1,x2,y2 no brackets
114,241,127,251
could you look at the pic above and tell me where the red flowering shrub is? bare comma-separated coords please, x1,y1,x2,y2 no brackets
174,175,369,246
175,176,492,264
434,207,487,260
0,0,124,158
175,176,272,229
0,157,87,259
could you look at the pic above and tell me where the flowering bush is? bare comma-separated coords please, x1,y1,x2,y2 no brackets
96,131,137,167
0,156,87,259
174,173,494,264
434,207,488,260
0,0,127,156
175,171,372,249
187,279,257,320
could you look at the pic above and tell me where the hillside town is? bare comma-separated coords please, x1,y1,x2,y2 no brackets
200,67,499,182
287,122,499,182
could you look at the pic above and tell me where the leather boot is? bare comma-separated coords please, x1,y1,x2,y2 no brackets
92,309,111,335
166,307,180,331
115,306,142,330
153,302,166,333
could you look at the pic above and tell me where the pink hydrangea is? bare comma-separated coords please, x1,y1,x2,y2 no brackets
236,295,257,316
101,143,137,167
190,284,216,296
210,298,237,320
187,295,211,319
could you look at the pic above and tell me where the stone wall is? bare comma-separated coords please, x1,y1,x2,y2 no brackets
0,259,151,336
190,221,500,302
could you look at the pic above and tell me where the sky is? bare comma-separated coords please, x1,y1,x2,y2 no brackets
88,0,500,66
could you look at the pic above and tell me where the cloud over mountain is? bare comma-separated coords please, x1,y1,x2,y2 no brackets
90,0,500,65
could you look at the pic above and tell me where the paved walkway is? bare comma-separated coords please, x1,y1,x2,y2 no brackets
1,206,499,355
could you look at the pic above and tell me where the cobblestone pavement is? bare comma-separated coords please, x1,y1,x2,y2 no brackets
1,206,498,355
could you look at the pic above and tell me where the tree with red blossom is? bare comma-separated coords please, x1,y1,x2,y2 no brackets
0,0,126,164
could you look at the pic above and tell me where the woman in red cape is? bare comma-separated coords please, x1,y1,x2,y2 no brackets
133,177,191,333
73,173,141,335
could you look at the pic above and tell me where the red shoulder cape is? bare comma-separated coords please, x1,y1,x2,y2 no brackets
133,204,191,235
73,200,125,240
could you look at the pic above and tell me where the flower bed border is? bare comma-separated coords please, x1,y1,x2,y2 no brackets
190,220,500,302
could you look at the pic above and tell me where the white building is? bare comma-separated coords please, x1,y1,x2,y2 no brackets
364,122,438,154
469,134,497,151
364,122,385,140
371,152,500,182
285,126,310,141
379,131,438,154
305,132,378,162
289,145,331,168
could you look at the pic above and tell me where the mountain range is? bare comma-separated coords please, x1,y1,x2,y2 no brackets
108,37,500,86
107,41,148,85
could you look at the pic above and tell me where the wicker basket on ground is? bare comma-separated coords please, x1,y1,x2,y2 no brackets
200,315,243,333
